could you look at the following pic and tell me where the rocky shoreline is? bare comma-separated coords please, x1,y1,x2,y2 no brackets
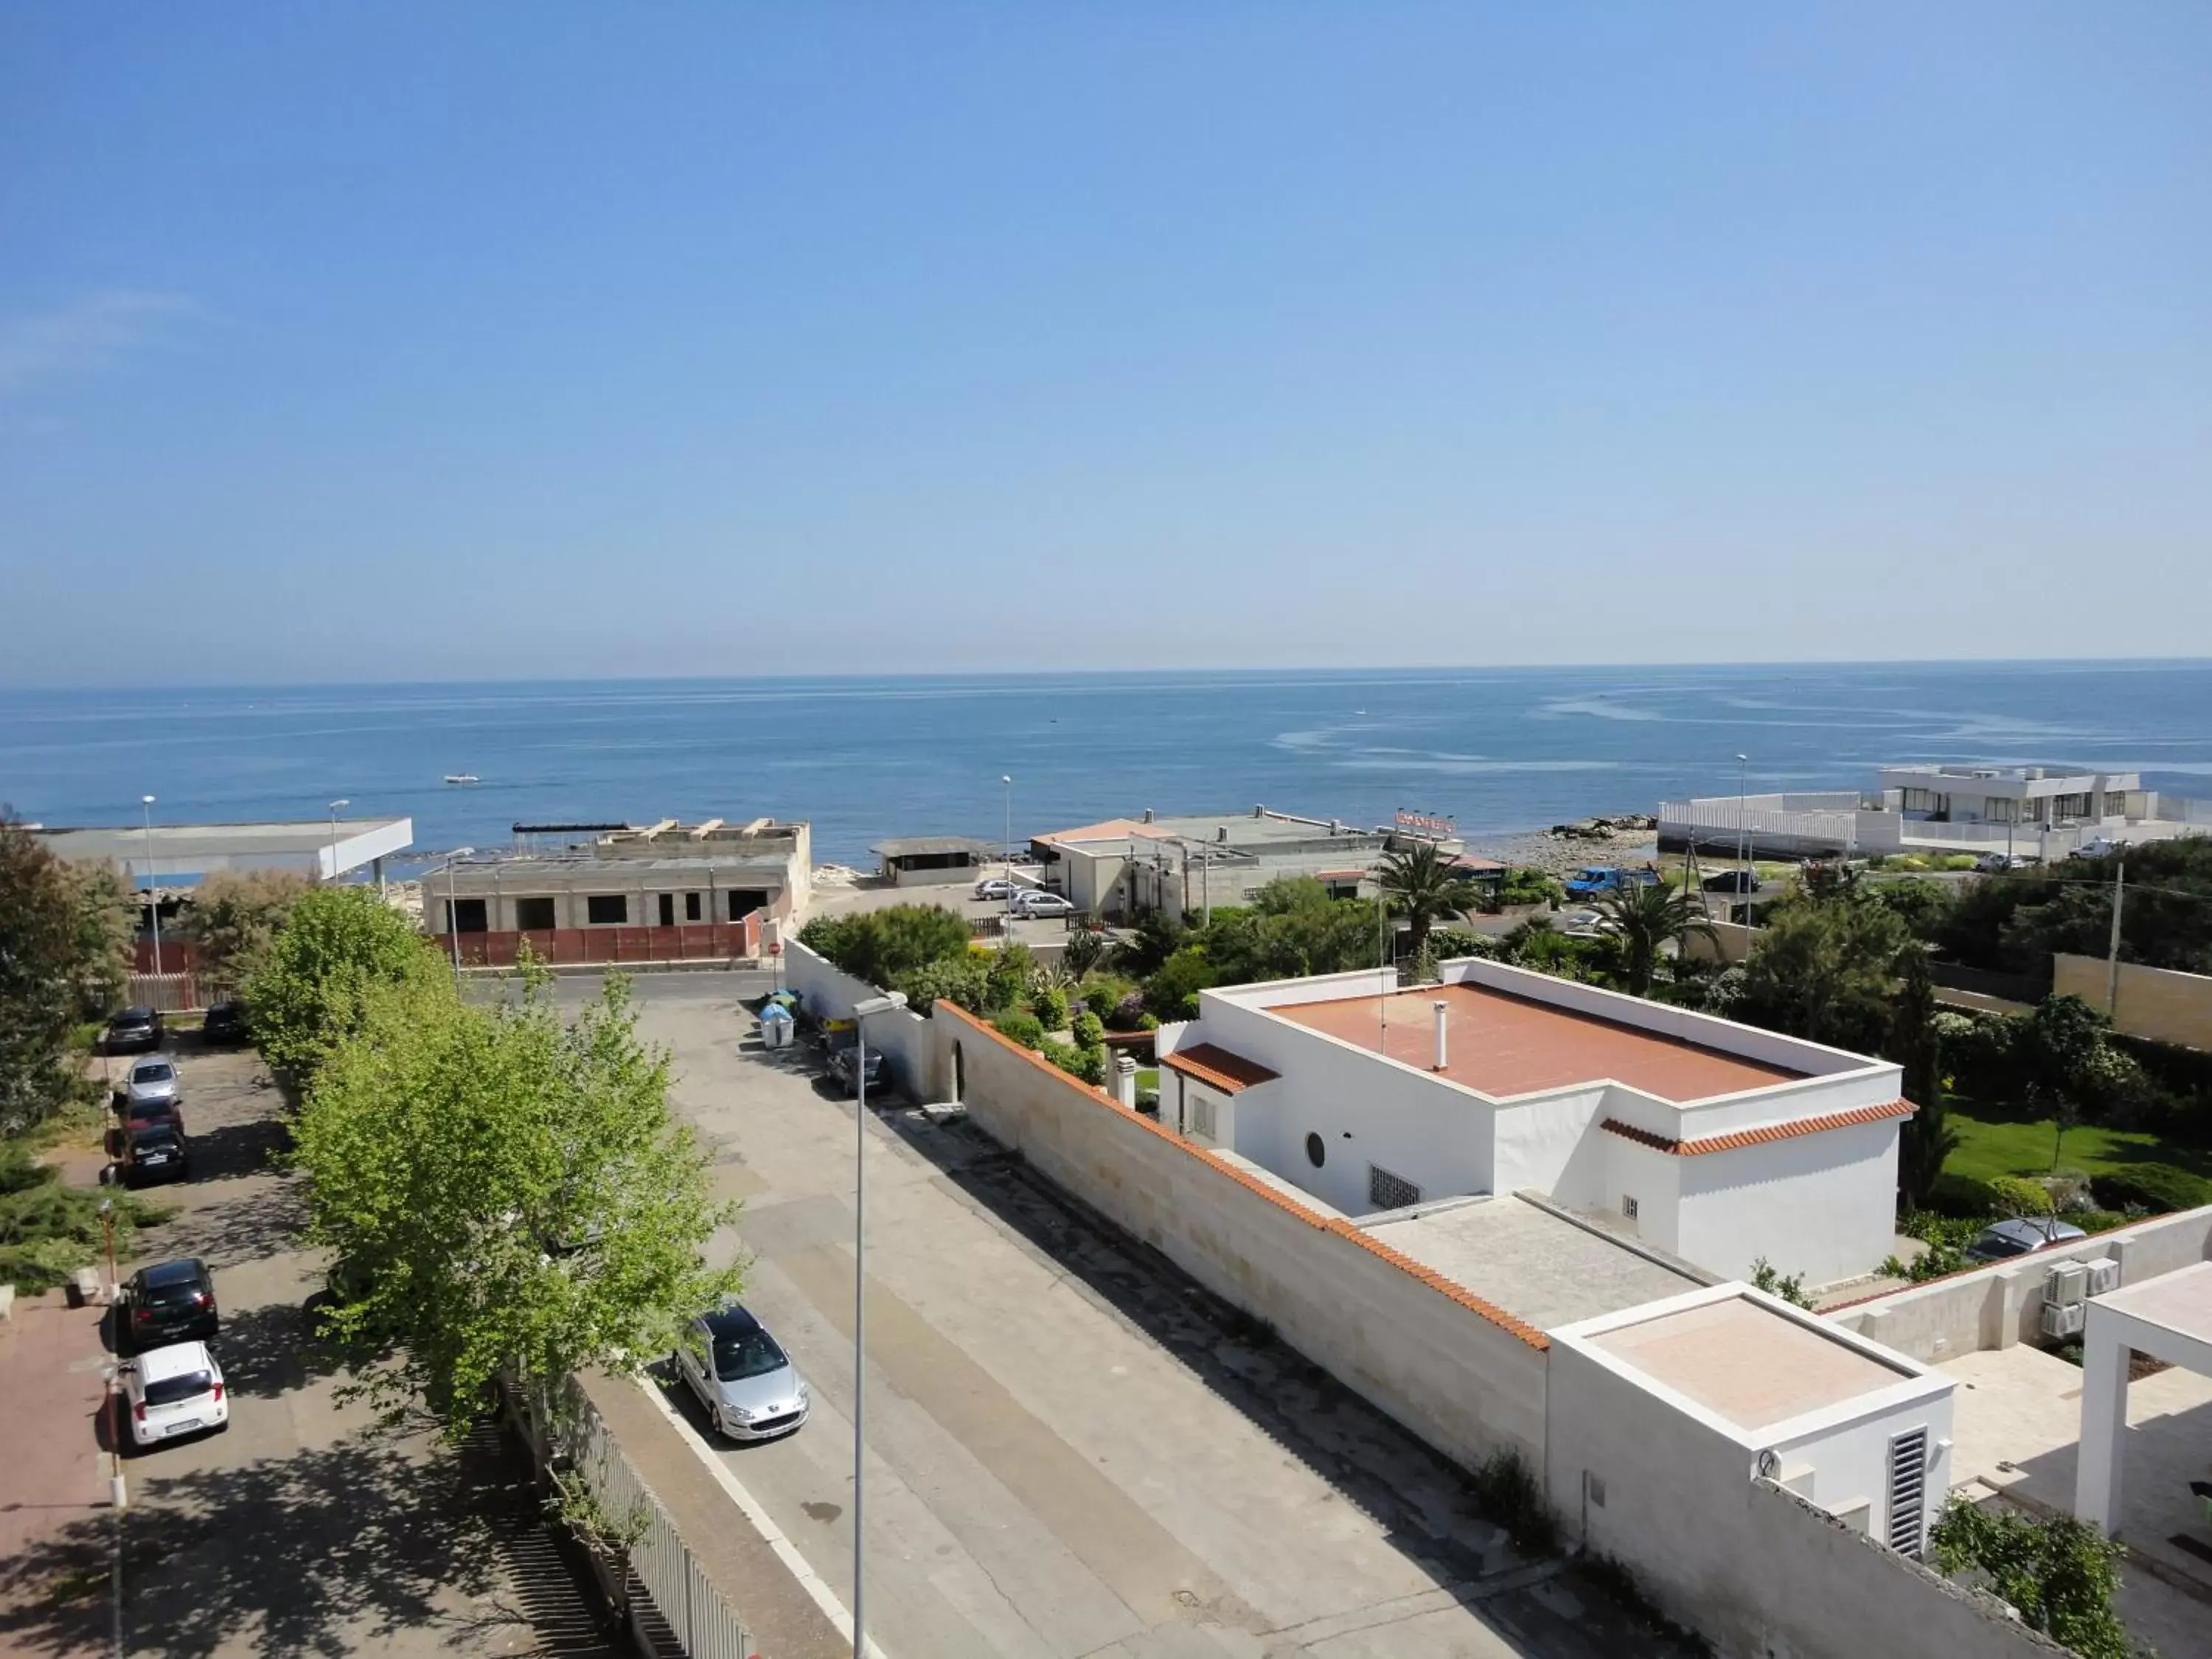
1462,814,1661,876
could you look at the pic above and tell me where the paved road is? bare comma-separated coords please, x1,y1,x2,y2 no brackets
636,985,1696,1659
0,1043,613,1659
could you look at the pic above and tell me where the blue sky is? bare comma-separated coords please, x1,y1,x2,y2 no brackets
2,4,2207,684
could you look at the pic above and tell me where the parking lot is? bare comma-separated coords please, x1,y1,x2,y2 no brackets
0,1040,612,1659
622,974,1698,1659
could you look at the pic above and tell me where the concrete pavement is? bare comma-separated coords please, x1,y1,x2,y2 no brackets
638,982,1697,1658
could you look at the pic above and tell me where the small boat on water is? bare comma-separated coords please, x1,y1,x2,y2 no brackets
444,773,480,785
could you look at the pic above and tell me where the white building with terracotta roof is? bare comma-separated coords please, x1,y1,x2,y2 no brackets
1156,956,1911,1287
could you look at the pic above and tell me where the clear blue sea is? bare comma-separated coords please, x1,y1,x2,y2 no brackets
4,663,2210,869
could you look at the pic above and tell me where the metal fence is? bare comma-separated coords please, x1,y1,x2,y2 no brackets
559,1379,756,1659
124,971,204,1013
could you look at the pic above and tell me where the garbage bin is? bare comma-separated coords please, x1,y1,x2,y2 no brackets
758,1004,796,1050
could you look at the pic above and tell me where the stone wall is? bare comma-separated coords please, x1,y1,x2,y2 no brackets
2054,951,2212,1049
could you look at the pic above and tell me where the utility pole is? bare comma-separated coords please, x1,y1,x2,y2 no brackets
2105,858,2126,1018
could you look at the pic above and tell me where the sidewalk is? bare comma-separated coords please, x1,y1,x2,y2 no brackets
581,1370,849,1659
0,1286,113,1658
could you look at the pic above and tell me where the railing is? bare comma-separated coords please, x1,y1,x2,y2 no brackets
124,971,204,1013
1658,800,1864,844
431,917,760,967
550,1378,755,1659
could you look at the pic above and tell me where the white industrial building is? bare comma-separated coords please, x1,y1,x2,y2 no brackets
1660,763,2212,861
431,817,811,936
1031,807,1398,921
37,815,416,886
1155,956,1910,1287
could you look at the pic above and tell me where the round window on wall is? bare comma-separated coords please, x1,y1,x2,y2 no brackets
1305,1132,1326,1169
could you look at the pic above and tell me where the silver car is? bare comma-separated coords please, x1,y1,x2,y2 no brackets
675,1304,810,1441
124,1057,182,1112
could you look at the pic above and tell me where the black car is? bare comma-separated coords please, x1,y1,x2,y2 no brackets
123,1257,219,1350
120,1122,190,1186
201,999,248,1046
1701,869,1763,894
105,1006,164,1054
826,1042,888,1096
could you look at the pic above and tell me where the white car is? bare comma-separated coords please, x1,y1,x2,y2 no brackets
1011,890,1076,917
2069,837,2121,861
973,877,1020,901
123,1057,181,1112
674,1304,810,1442
1560,908,1616,939
123,1340,229,1447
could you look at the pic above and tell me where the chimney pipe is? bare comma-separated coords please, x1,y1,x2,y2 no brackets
1432,1000,1449,1071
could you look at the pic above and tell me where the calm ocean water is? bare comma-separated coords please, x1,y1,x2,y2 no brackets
3,663,2210,869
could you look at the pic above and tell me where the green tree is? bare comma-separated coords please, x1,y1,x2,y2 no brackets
1145,947,1215,1020
1593,881,1717,998
178,869,313,990
797,904,970,987
1930,1499,2135,1659
1060,926,1113,980
244,886,439,1083
294,971,736,1430
60,865,135,1018
984,940,1040,1015
1891,947,1958,1211
1377,842,1480,962
1733,894,1913,1056
891,953,990,1015
2020,994,2115,1173
0,815,102,1135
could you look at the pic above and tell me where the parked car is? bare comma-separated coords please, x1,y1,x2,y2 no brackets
1011,889,1076,917
1961,1217,2087,1264
118,1122,190,1187
1973,852,2026,873
116,1094,184,1135
1700,869,1763,894
201,999,249,1045
826,1043,888,1096
1562,866,1659,900
122,1258,220,1350
103,1006,163,1054
120,1057,182,1115
673,1303,810,1441
1559,908,1616,939
121,1340,229,1447
973,877,1020,901
2069,837,2121,861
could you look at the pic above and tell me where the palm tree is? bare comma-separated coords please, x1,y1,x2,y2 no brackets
1377,842,1481,964
1594,880,1717,998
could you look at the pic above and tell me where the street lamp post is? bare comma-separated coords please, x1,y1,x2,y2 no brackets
327,799,351,884
141,796,162,980
439,848,476,972
849,990,908,1659
1001,775,1014,924
1734,754,1750,916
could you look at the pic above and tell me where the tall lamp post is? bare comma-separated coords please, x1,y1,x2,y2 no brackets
849,990,908,1659
1733,754,1750,914
437,848,476,972
140,795,162,980
327,799,351,884
1001,774,1014,924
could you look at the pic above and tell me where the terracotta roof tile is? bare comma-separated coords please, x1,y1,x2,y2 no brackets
1601,1099,1916,1158
936,1004,1548,1351
1161,1043,1280,1095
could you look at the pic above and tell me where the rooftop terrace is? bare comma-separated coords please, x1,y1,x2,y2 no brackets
1273,982,1801,1103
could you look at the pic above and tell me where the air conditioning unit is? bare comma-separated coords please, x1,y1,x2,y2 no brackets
2040,1301,2086,1341
2044,1261,2088,1307
2084,1257,2120,1297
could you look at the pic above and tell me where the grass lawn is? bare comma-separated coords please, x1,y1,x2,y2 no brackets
1945,1099,2212,1184
1136,1068,1158,1093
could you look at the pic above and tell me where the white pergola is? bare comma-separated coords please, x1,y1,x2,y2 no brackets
2075,1259,2212,1532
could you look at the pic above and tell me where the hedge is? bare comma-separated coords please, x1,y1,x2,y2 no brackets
2086,1164,2212,1216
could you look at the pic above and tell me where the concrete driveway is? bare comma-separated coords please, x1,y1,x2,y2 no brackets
632,976,1699,1659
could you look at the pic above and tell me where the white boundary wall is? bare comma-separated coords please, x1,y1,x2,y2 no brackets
779,939,933,1099
929,1004,1553,1470
1826,1205,2212,1362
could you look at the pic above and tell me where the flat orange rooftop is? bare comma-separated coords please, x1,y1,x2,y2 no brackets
1591,1295,1912,1432
1273,982,1798,1102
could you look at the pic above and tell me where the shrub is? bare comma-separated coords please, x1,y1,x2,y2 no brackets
799,905,970,987
992,1010,1045,1050
1750,1256,1813,1309
1499,869,1562,908
1107,991,1149,1031
984,942,1039,1015
1930,1499,2132,1659
1988,1175,2056,1219
1469,1449,1557,1554
1039,1040,1106,1086
1145,947,1214,1021
1033,987,1071,1032
1070,1010,1105,1048
1426,927,1496,961
1933,854,1980,872
892,956,991,1015
1928,1172,2003,1219
2087,1164,2212,1216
